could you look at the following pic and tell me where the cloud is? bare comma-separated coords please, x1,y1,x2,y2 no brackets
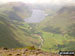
0,0,74,5
54,0,74,5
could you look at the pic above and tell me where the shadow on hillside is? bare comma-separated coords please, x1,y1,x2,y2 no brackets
0,22,25,48
42,26,61,34
67,24,75,37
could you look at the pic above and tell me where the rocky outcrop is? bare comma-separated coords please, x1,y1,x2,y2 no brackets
0,47,59,56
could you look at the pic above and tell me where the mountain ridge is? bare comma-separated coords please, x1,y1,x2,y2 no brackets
0,2,41,48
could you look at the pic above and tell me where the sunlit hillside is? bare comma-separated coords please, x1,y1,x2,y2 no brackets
0,2,41,48
38,5,75,52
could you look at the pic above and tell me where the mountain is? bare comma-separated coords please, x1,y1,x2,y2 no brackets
39,5,75,32
0,2,32,21
24,4,60,23
0,2,41,48
37,5,75,52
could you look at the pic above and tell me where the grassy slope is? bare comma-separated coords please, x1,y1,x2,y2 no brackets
41,32,75,52
38,6,75,52
0,2,41,48
39,6,75,30
0,14,41,48
0,2,31,19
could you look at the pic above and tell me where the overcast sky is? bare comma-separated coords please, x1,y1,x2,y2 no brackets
0,0,74,5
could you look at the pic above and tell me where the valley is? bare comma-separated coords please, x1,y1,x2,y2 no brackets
0,1,75,53
24,9,47,23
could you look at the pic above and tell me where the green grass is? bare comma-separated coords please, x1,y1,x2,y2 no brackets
41,32,75,52
0,12,40,48
37,6,75,52
38,6,75,33
0,2,41,48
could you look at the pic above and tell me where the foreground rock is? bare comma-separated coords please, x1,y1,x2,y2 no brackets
0,47,59,56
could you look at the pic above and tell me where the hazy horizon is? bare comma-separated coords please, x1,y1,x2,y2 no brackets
0,0,74,6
